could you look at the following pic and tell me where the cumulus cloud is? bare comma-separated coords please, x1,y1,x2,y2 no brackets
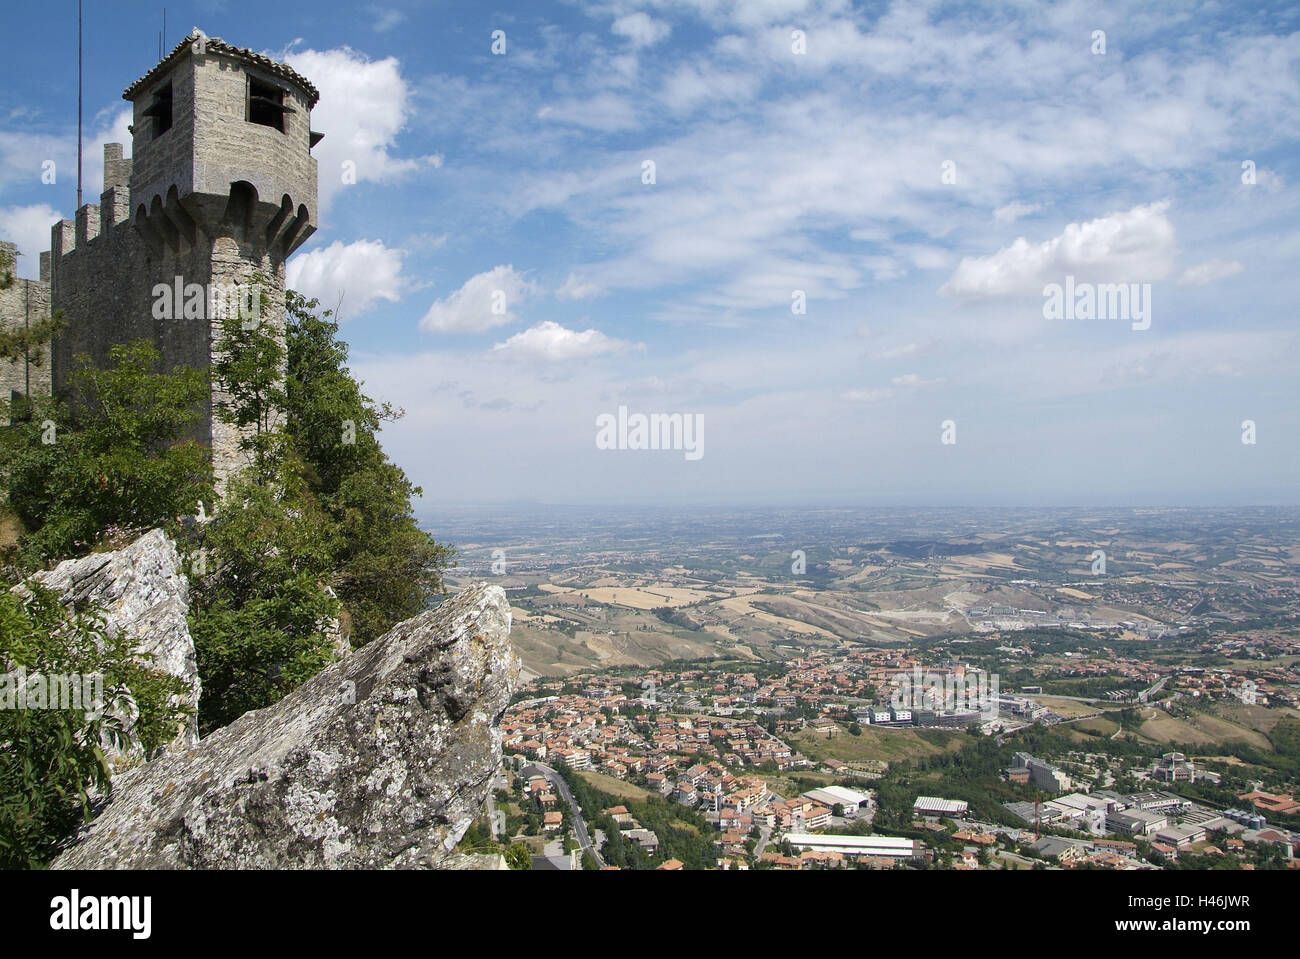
285,238,405,318
420,265,537,333
0,130,64,193
0,204,61,279
940,201,1177,299
492,320,637,361
612,12,671,48
284,47,440,212
0,107,131,201
1178,258,1244,286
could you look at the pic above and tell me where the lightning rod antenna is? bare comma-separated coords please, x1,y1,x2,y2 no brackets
76,0,83,210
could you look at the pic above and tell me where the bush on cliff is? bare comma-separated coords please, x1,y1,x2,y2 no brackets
1,281,452,739
185,470,341,731
188,288,453,730
0,340,213,568
281,289,453,645
0,585,190,868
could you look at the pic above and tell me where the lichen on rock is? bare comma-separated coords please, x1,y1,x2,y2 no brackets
15,527,201,765
53,583,518,869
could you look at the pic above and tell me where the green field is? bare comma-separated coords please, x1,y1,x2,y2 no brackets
577,770,655,802
793,723,963,766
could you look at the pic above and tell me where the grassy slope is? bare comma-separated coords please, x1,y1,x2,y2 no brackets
793,723,963,766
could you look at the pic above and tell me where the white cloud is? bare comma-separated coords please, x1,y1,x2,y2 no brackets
366,6,406,32
612,12,671,48
660,64,760,113
420,265,537,333
891,373,930,387
285,238,405,318
940,201,1178,299
0,107,131,201
1249,168,1286,193
493,320,637,361
284,48,439,212
537,94,640,131
0,204,61,279
1178,258,1244,286
309,5,1300,504
556,273,604,300
405,231,447,252
993,200,1042,223
0,130,65,193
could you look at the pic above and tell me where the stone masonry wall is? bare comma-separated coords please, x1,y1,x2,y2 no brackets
6,34,317,487
0,240,53,427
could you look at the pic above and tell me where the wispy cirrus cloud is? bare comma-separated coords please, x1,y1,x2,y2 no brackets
1178,258,1244,287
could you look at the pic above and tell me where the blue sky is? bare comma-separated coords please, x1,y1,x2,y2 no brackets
2,0,1298,508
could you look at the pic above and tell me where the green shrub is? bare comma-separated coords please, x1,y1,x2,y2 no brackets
1,340,212,569
0,585,190,868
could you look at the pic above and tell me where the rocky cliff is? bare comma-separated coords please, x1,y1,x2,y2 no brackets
53,582,518,869
16,528,200,761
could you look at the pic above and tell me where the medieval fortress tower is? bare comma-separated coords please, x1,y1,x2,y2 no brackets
0,29,319,484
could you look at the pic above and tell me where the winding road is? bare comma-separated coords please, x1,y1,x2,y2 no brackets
522,761,606,868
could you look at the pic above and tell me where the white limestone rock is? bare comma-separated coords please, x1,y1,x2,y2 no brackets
53,583,519,870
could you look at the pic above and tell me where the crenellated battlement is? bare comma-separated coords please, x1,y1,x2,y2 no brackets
38,143,135,265
2,28,320,486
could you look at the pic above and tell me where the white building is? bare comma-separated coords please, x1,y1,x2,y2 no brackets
783,833,917,858
913,796,969,818
801,786,872,814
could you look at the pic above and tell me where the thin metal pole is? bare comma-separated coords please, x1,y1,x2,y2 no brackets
76,0,83,210
24,279,30,397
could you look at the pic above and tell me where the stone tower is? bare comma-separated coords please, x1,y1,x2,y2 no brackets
1,29,320,484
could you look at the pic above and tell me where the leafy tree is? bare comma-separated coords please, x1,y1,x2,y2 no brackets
185,471,340,732
1,341,212,568
189,288,454,728
280,290,454,645
211,299,288,485
0,584,189,867
0,314,63,367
